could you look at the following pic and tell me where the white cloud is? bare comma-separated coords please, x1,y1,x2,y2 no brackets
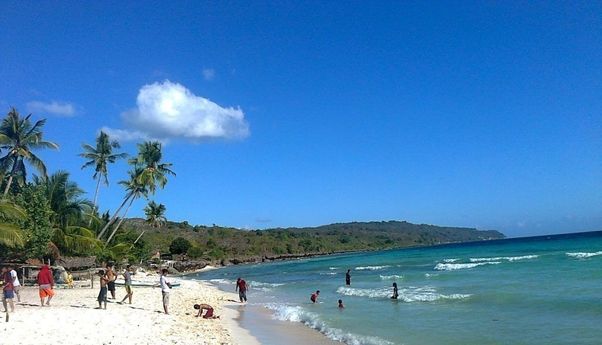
100,127,151,142
26,100,76,116
104,80,249,142
202,68,215,81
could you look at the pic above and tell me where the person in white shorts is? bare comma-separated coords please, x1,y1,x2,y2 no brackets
8,265,20,303
159,269,172,314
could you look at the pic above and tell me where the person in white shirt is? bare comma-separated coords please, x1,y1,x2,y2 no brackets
159,268,172,314
8,265,20,302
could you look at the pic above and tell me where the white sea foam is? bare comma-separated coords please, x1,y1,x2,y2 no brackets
566,251,602,259
469,255,539,262
355,265,391,271
265,303,394,345
379,274,403,280
424,273,438,278
208,278,234,284
443,258,459,263
329,267,338,270
434,262,501,271
249,281,285,288
336,286,470,302
319,272,338,275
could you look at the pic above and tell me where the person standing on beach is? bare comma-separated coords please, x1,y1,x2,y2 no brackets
8,265,21,302
159,268,172,314
106,264,116,299
2,267,15,313
119,265,133,304
345,269,351,286
391,282,399,300
96,270,108,310
235,277,248,303
310,290,320,303
37,265,54,306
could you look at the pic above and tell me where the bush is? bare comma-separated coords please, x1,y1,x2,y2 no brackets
169,237,191,254
187,246,203,259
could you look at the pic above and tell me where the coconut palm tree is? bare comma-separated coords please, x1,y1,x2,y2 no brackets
0,108,59,196
79,131,127,220
128,141,175,194
134,201,166,244
0,199,26,247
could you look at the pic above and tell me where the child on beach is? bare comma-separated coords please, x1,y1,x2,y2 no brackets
106,264,116,299
310,290,320,303
37,265,54,306
119,265,133,304
96,270,108,309
194,303,220,319
8,265,21,302
65,271,74,288
391,282,399,300
2,267,15,313
159,269,172,314
338,299,344,309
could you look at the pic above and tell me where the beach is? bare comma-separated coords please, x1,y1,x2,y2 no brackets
1,272,259,345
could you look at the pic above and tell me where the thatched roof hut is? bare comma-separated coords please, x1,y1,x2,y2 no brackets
57,256,96,270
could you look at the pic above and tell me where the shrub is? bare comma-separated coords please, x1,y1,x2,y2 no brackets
187,246,203,259
169,237,191,254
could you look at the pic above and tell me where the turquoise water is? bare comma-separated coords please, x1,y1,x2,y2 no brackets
194,232,602,345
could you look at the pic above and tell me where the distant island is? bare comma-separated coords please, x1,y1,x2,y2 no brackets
124,219,505,266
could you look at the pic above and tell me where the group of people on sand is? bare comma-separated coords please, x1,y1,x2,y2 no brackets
2,264,55,313
95,264,134,310
306,269,400,309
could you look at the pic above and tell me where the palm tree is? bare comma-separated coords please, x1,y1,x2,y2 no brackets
129,141,175,194
0,200,26,247
79,131,127,220
0,108,59,196
134,201,166,244
103,168,148,245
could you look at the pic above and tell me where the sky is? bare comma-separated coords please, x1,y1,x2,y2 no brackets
1,1,601,237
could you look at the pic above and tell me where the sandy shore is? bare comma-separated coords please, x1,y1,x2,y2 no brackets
1,274,259,345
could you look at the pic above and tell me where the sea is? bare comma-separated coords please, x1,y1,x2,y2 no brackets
191,231,602,345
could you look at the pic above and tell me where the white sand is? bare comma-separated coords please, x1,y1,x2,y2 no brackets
1,276,259,345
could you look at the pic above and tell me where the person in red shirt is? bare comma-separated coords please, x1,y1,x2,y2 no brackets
37,265,55,306
2,266,15,313
310,290,320,303
235,277,248,303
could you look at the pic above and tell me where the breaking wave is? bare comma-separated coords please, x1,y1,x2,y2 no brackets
434,262,501,271
566,251,602,259
355,265,391,271
265,303,394,345
336,286,470,302
379,275,403,280
469,255,539,262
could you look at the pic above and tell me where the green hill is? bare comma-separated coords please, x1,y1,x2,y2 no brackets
124,220,505,265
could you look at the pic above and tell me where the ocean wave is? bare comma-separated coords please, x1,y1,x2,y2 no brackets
249,281,285,288
355,265,391,271
379,275,403,280
265,303,393,345
434,262,501,271
208,278,234,284
336,286,470,302
329,267,338,270
319,272,338,275
566,251,602,259
424,273,438,278
469,255,539,262
443,258,459,263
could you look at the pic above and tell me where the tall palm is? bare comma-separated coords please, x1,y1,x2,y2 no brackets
79,131,127,220
104,168,148,245
129,141,175,194
134,201,166,244
34,171,92,228
0,199,26,247
0,108,59,196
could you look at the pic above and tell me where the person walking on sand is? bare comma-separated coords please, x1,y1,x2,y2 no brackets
159,268,172,314
310,290,320,303
2,267,15,313
235,277,248,303
96,270,108,310
106,264,117,299
345,269,351,286
119,265,133,304
8,265,21,302
391,282,399,300
37,265,54,306
194,303,220,319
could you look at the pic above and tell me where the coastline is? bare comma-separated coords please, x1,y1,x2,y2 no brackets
1,276,259,345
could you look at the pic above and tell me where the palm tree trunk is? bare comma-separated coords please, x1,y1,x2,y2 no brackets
104,196,135,246
3,157,19,197
88,177,102,226
133,230,146,244
96,193,131,240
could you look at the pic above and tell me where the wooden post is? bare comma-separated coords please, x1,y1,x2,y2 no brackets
90,269,93,289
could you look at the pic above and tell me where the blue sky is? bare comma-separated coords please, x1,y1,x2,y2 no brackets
1,1,601,237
